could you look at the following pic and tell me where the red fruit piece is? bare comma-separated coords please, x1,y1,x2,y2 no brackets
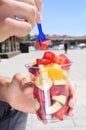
29,64,39,76
53,54,71,65
52,55,60,63
59,54,71,65
36,59,42,65
37,107,47,121
62,85,69,96
53,105,66,120
41,59,51,65
36,58,51,65
34,87,47,121
34,86,45,103
42,51,55,61
50,85,67,96
53,54,71,70
50,85,61,96
36,40,51,50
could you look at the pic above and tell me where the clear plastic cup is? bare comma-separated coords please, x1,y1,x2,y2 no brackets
25,62,72,124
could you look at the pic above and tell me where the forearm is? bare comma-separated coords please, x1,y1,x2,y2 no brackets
0,76,10,102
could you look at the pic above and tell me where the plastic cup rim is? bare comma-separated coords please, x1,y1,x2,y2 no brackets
25,61,73,69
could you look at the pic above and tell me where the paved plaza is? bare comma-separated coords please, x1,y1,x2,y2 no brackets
0,49,86,130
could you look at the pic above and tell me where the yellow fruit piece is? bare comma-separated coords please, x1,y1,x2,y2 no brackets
39,66,49,74
39,64,63,80
32,60,36,66
52,95,66,105
48,66,63,80
53,79,67,85
34,98,40,111
46,101,62,114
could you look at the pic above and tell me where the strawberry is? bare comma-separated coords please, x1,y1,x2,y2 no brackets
53,54,71,65
41,59,51,65
36,58,52,65
42,51,55,61
53,54,71,70
36,59,42,65
58,54,71,65
52,55,60,63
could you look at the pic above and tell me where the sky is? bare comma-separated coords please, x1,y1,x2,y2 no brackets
30,0,86,36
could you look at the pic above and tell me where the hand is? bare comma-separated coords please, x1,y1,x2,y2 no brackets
0,0,42,42
6,73,36,113
66,78,76,116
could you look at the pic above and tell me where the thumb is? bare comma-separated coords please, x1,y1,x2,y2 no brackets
36,12,42,23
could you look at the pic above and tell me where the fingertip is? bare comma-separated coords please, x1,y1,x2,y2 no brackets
69,98,75,108
34,0,42,11
36,12,42,23
67,78,76,95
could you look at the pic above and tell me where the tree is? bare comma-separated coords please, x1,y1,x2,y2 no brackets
22,34,31,41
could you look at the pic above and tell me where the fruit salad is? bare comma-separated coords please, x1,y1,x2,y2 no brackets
26,51,72,123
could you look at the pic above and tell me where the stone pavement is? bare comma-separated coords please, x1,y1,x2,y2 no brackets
0,49,86,130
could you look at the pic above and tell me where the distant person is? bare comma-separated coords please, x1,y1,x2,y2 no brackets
64,43,68,54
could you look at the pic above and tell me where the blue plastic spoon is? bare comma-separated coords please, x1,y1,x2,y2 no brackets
37,23,46,47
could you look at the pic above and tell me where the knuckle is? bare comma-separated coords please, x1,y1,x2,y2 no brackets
14,22,32,37
13,72,23,81
15,24,32,37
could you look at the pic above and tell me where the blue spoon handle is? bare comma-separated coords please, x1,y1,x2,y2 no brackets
37,23,43,33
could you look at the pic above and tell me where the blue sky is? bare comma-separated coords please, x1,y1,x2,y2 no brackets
30,0,86,36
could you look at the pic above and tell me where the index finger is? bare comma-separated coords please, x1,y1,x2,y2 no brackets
67,78,76,95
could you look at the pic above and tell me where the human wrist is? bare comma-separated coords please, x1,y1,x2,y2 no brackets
0,76,11,103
